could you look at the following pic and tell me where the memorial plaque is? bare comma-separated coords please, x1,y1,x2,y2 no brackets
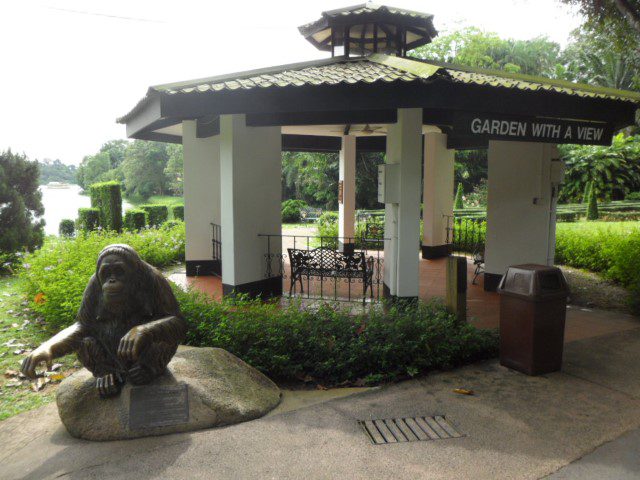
129,384,189,430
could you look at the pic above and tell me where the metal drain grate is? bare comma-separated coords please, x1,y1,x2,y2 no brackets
358,416,463,445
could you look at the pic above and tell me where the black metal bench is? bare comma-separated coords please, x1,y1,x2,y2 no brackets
287,247,374,303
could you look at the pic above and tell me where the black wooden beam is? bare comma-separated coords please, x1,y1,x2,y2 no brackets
196,115,220,138
246,109,397,127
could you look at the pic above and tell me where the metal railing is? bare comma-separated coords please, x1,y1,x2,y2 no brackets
445,215,486,254
258,234,386,303
211,222,222,263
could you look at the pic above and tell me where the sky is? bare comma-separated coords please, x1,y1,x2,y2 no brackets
0,0,582,166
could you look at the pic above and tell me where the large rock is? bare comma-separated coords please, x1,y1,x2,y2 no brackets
56,347,281,441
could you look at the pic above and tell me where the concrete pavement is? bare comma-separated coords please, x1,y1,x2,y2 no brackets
1,323,640,480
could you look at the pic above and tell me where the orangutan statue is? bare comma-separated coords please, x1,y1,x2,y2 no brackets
21,244,187,397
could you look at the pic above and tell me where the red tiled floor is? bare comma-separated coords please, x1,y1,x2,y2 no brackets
169,255,499,327
168,254,640,343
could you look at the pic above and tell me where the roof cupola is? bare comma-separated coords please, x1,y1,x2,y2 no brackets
298,2,437,58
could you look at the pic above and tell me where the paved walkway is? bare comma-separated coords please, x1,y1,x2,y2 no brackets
1,321,640,479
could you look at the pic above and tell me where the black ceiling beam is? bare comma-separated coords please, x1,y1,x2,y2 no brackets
246,109,397,127
281,134,386,153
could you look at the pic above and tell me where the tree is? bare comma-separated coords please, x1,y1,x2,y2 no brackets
76,152,111,189
561,23,640,90
38,159,77,185
411,27,562,77
0,150,45,254
99,140,129,169
356,152,384,209
163,144,184,196
560,0,640,38
559,134,640,202
121,141,171,200
281,152,339,209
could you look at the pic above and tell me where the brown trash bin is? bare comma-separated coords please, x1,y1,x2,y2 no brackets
497,264,569,375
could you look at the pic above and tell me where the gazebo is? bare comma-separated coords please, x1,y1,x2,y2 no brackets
118,3,640,302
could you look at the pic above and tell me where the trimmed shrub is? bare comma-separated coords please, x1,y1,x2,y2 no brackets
281,199,308,223
123,209,148,231
19,223,185,330
587,182,599,220
140,205,169,227
172,205,184,221
76,208,100,232
58,219,75,237
454,183,464,209
89,181,123,232
582,182,592,204
178,292,498,385
627,192,640,201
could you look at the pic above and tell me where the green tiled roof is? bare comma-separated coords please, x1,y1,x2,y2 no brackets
155,58,419,95
118,53,639,124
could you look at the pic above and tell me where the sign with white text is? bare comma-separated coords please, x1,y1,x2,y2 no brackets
453,113,613,146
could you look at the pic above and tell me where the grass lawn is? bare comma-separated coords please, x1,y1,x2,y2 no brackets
127,195,183,207
0,276,77,421
125,195,184,219
556,220,640,233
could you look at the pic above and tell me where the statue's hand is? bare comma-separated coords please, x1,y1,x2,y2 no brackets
117,326,149,362
21,346,53,378
96,373,122,398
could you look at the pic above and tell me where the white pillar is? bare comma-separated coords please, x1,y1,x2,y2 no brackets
182,120,220,276
219,114,282,297
422,132,455,259
383,108,423,299
338,135,356,251
484,141,559,290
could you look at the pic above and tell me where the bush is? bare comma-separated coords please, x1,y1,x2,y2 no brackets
140,205,169,227
172,205,184,221
281,199,308,223
178,292,498,385
19,223,185,330
627,192,640,201
76,208,100,232
89,181,123,232
123,209,147,231
316,211,339,247
58,219,75,237
555,222,640,312
161,220,183,231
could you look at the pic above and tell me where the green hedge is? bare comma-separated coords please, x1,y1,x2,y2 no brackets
172,205,184,221
140,205,169,227
123,209,148,231
19,223,185,330
89,181,123,232
179,292,498,385
76,208,100,232
58,219,75,237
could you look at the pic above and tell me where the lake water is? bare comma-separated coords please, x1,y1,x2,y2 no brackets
38,184,132,236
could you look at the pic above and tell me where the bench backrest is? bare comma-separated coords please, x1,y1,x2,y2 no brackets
288,247,366,272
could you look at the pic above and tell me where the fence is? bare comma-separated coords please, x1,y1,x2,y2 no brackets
445,215,486,255
211,223,222,275
258,234,385,303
